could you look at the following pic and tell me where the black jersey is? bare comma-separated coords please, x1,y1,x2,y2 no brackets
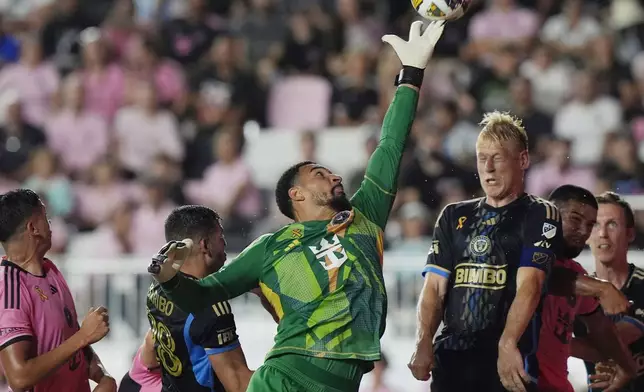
146,272,240,392
423,194,563,376
576,264,644,392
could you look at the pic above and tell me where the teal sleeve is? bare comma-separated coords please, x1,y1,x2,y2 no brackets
350,86,419,230
160,234,270,314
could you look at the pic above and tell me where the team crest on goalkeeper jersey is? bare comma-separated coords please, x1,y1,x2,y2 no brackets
332,210,351,225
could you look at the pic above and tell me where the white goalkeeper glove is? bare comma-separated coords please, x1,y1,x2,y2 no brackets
148,239,193,283
382,20,445,69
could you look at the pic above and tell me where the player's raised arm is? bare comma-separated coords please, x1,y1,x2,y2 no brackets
350,21,444,230
152,235,269,314
498,200,562,389
409,205,454,381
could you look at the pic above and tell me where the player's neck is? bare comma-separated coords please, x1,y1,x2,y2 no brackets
180,258,209,279
294,206,337,222
5,243,45,276
595,259,630,290
485,190,524,208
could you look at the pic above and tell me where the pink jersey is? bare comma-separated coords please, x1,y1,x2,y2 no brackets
0,258,90,392
537,258,600,392
128,347,161,392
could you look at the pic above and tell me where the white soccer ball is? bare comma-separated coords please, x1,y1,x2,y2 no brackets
411,0,472,21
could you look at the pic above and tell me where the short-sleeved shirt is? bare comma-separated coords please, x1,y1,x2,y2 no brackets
146,272,240,392
575,264,644,392
537,258,600,392
0,258,90,392
127,347,161,392
423,194,564,383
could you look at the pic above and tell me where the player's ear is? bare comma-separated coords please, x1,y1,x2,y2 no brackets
199,238,211,257
26,219,38,236
627,227,636,244
289,186,305,202
519,149,530,170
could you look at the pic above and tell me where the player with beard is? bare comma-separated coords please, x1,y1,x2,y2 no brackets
537,185,637,392
147,21,447,392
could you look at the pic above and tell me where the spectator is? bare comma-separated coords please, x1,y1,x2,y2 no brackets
78,27,126,121
526,137,596,197
281,11,326,74
0,94,46,178
508,76,553,160
114,80,184,176
45,74,109,175
68,202,136,256
102,0,139,60
235,0,287,66
40,0,91,74
300,130,317,162
399,126,477,214
432,100,478,166
540,0,602,59
0,35,59,127
331,51,378,126
123,33,187,109
23,148,74,218
130,177,175,254
75,161,133,230
388,201,432,254
0,15,20,65
467,0,539,62
554,68,623,165
597,132,644,194
186,128,261,231
520,43,574,115
160,0,220,67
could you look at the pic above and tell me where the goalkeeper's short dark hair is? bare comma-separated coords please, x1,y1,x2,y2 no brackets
164,205,221,242
275,161,314,220
0,189,42,242
548,185,598,210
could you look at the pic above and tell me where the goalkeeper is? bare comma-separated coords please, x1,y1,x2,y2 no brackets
149,21,445,392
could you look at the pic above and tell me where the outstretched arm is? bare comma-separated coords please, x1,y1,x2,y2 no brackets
350,86,418,230
159,235,269,314
350,21,445,230
548,269,629,315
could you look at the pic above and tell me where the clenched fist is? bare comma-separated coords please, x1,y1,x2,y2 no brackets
79,306,110,346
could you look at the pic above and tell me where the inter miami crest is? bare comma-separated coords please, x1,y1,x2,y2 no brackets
332,211,351,225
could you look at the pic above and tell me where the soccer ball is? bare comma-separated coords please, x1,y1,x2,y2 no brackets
411,0,472,21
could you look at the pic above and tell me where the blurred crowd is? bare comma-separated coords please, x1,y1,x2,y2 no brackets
3,0,644,257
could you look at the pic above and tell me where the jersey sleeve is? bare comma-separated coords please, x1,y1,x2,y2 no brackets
422,205,454,278
350,86,418,230
0,274,33,349
160,234,270,314
189,301,240,356
519,199,563,273
129,347,162,388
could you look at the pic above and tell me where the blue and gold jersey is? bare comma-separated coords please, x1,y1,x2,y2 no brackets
146,272,240,392
576,264,644,392
423,194,563,357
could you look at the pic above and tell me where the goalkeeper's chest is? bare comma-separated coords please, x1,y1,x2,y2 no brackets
273,221,379,274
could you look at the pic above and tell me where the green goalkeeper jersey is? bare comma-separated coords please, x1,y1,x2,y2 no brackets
160,86,419,364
